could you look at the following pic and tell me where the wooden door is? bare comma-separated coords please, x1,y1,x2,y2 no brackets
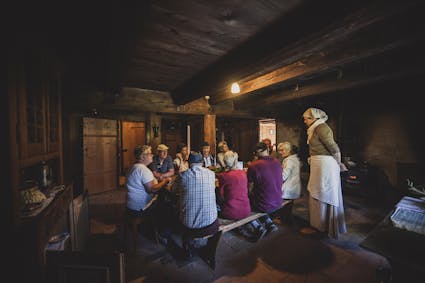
83,118,118,195
161,119,184,158
121,121,145,174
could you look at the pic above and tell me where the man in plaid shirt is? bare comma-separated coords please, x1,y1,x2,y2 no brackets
172,152,218,258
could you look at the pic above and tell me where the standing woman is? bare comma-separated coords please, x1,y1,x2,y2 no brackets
302,107,347,239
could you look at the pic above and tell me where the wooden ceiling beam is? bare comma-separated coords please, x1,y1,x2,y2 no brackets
171,0,422,105
219,32,420,105
170,0,368,104
210,0,422,104
235,42,425,112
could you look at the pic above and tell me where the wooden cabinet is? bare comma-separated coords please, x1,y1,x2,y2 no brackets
18,47,62,169
8,41,64,226
8,36,68,283
17,184,74,283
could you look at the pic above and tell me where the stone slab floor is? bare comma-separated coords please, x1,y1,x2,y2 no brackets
86,186,395,283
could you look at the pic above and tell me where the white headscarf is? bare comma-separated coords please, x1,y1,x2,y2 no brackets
304,107,328,144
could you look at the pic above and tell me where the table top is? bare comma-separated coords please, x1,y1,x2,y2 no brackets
360,197,425,272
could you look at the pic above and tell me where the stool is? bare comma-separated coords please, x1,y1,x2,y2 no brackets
124,212,159,254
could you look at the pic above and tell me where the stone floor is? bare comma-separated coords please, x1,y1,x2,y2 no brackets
86,185,396,283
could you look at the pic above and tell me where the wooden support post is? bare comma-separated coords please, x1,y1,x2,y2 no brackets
203,114,216,154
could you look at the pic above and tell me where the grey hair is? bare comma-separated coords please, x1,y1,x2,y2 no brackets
303,107,328,122
277,141,291,153
224,151,237,169
135,145,152,160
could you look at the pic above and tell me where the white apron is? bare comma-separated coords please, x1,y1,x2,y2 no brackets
307,155,340,206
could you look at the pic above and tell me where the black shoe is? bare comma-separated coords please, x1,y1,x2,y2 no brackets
266,223,278,235
183,245,194,260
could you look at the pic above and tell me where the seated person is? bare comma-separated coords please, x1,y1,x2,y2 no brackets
171,152,218,259
126,145,172,240
216,141,238,169
149,144,175,179
277,141,302,224
201,141,216,169
216,151,251,220
246,142,283,239
262,138,279,160
174,143,189,173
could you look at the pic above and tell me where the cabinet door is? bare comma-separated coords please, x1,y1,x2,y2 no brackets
46,74,61,154
20,53,46,159
19,51,62,164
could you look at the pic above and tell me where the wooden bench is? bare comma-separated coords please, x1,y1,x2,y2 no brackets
198,200,292,269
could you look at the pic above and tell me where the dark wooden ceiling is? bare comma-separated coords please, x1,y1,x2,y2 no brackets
9,0,425,117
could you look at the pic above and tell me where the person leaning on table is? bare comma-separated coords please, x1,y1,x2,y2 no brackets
126,145,172,239
149,143,175,180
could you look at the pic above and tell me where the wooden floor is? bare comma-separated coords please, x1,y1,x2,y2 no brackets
85,186,396,283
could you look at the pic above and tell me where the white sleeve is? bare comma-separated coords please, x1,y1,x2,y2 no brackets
141,166,155,185
282,159,292,182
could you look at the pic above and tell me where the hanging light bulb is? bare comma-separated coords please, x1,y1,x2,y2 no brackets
231,82,240,94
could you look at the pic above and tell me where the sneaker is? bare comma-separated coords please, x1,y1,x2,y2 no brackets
255,227,267,242
266,223,278,235
157,234,169,246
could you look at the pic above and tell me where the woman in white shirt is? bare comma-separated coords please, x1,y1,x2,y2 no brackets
277,141,301,224
174,143,189,173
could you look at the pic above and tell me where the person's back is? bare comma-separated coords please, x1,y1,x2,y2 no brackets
179,156,217,229
244,142,282,239
174,152,219,259
217,151,251,220
248,145,283,213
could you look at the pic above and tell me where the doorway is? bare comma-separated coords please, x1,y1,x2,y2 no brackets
259,119,276,150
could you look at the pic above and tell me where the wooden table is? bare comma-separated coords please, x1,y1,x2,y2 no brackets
360,197,425,283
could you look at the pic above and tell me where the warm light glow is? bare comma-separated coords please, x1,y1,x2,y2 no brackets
231,82,240,94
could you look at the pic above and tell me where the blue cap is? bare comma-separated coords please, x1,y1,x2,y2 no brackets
188,152,203,164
